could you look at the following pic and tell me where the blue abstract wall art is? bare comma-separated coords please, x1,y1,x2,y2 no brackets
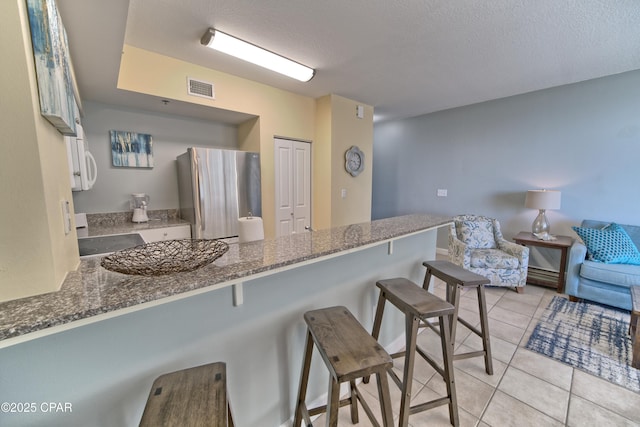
26,0,78,135
110,130,154,168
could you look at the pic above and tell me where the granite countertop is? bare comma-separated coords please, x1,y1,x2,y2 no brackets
81,210,190,237
0,214,451,344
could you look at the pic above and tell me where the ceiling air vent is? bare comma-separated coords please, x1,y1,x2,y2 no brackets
187,77,215,100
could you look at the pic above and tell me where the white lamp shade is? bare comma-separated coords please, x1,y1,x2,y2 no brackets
525,190,561,210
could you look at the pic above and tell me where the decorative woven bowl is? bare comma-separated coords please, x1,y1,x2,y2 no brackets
100,239,229,276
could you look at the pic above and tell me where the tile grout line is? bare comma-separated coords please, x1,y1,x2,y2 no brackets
510,289,571,425
472,289,509,427
478,288,567,426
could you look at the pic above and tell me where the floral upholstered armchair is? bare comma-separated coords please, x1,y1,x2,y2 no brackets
449,214,530,293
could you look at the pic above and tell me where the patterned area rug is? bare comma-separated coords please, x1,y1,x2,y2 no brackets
526,296,640,393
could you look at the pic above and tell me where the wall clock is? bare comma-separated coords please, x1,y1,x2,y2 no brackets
345,145,365,177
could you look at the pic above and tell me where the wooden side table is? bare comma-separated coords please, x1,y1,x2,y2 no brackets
513,232,573,293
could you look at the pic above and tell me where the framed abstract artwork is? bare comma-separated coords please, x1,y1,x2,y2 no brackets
110,130,154,168
26,0,79,135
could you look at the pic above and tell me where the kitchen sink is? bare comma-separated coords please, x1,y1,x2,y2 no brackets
78,233,145,258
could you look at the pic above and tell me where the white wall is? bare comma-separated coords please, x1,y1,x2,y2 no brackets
72,102,238,213
372,70,640,253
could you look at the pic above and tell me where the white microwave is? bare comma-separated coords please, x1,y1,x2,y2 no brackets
65,123,97,191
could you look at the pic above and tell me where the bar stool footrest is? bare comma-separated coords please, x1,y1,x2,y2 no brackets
453,350,486,361
457,317,482,336
410,396,452,415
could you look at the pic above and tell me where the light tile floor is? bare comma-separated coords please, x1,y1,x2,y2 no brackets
311,278,640,426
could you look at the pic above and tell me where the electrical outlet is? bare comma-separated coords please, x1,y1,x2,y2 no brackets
341,188,347,198
437,189,448,197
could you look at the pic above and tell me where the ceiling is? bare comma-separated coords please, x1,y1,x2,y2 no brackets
57,0,640,124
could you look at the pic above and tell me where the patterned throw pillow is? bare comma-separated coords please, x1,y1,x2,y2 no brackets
456,219,496,249
572,223,640,265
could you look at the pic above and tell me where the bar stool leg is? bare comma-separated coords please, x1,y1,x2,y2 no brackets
422,270,433,291
446,284,463,347
398,313,420,427
439,314,459,426
371,290,387,343
327,377,340,427
293,331,314,427
228,407,235,427
476,285,493,375
349,380,359,424
364,292,388,385
376,371,394,427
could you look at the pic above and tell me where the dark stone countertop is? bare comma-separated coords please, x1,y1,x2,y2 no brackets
0,214,451,344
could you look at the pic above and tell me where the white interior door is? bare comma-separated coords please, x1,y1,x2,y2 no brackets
275,139,293,236
274,138,311,237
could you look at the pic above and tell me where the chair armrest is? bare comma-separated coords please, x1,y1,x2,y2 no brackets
448,233,471,268
497,239,530,268
565,241,588,296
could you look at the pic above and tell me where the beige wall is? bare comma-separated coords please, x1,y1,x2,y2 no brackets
118,46,374,236
313,96,333,230
118,45,317,238
315,95,374,228
0,0,79,302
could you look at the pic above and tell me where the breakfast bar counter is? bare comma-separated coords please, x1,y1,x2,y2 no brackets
0,214,450,344
0,214,450,427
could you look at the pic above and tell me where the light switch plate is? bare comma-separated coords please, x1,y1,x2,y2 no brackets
437,189,448,197
61,200,72,235
75,213,88,228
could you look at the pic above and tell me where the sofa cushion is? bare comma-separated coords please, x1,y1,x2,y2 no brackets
456,219,496,249
581,220,640,252
580,260,640,287
470,249,519,269
572,223,640,265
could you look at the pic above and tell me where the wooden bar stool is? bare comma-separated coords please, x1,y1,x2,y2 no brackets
423,260,493,375
293,306,394,427
369,278,459,427
139,362,234,427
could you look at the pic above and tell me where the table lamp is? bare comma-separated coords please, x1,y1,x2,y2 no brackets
525,189,561,235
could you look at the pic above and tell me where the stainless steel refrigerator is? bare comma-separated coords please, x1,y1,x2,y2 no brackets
177,147,262,239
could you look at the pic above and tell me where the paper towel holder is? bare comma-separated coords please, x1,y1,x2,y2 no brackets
238,214,264,243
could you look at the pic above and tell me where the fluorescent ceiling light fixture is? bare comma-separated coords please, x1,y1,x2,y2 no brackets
201,28,315,82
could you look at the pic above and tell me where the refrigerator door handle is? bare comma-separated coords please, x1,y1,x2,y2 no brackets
193,155,205,238
197,190,205,235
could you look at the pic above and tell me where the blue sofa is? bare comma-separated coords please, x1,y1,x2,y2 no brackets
566,220,640,310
